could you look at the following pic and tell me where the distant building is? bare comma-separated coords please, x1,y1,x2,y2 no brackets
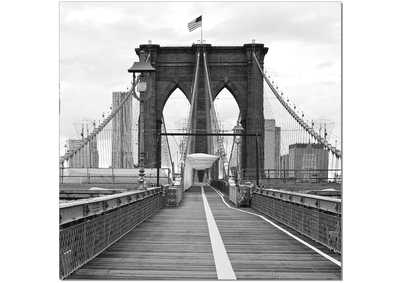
274,126,281,174
280,154,289,178
66,139,83,168
229,123,243,178
161,118,174,172
264,119,281,177
88,137,99,168
66,138,99,168
287,143,329,181
112,92,134,168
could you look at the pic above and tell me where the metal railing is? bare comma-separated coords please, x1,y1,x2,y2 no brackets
251,187,341,253
242,169,342,183
59,187,165,279
210,180,230,196
59,167,172,185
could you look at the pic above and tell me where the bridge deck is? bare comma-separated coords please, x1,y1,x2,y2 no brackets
69,186,341,280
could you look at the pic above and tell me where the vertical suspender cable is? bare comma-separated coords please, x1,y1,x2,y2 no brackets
204,49,229,177
185,48,201,157
252,52,341,159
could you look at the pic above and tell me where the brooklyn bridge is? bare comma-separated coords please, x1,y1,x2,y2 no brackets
59,42,342,280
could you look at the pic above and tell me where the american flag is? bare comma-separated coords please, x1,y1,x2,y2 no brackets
188,16,202,32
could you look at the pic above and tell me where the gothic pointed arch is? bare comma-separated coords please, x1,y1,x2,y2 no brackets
135,43,268,171
159,81,191,114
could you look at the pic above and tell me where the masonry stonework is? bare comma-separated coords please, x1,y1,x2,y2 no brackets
135,43,268,172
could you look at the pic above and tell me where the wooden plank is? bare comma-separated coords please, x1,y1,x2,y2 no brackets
68,185,341,280
203,186,341,280
68,186,217,280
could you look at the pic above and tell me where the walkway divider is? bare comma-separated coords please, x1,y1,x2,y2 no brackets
209,185,342,267
201,186,236,280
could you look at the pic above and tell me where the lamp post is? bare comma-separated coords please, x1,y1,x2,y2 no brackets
233,122,244,186
128,51,156,190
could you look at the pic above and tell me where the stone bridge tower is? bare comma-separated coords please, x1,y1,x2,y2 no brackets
135,43,268,175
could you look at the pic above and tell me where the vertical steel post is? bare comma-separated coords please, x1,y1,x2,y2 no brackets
120,98,124,168
156,119,161,187
255,135,259,186
138,94,145,189
89,138,92,168
112,167,115,184
236,135,240,185
60,162,64,184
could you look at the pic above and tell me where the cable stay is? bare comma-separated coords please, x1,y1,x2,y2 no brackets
184,47,201,159
60,53,151,167
160,115,175,176
227,113,242,178
252,52,342,159
203,50,229,178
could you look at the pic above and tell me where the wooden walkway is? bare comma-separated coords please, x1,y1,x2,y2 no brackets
204,186,341,280
69,185,341,280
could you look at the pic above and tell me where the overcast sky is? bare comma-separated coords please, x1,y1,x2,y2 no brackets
60,1,341,160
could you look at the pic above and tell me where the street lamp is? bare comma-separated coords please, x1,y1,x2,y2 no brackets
233,122,244,185
128,51,156,190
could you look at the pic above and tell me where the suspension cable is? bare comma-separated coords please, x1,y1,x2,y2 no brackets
185,47,201,157
252,52,341,159
161,115,174,171
60,53,151,166
203,50,229,175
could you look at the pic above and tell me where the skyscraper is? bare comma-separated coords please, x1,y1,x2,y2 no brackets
275,126,281,175
111,91,134,168
280,153,289,178
287,143,329,181
264,119,281,177
66,138,99,168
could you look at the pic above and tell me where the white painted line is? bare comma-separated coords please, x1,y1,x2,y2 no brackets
201,186,237,280
209,186,342,267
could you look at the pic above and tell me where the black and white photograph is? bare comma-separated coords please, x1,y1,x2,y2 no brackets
58,1,343,280
5,0,400,282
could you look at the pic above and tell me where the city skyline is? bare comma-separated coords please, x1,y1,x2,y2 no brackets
60,1,341,154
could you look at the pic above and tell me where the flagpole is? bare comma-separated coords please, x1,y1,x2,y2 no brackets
201,22,203,44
